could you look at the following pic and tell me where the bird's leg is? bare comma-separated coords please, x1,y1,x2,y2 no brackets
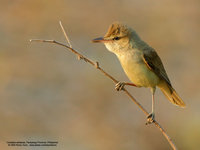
115,82,137,91
146,88,156,125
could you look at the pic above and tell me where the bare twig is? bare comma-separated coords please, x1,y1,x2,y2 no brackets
59,21,72,48
30,23,177,150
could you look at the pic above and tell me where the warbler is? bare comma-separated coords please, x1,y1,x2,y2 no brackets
92,22,185,123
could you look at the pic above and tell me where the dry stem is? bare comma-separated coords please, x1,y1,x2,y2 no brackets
30,22,177,150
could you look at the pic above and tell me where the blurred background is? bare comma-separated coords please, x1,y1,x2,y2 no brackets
0,0,200,149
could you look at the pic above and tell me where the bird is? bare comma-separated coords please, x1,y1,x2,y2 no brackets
92,22,185,124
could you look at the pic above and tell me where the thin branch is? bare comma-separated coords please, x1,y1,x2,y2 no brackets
29,39,118,83
59,21,72,48
30,25,177,150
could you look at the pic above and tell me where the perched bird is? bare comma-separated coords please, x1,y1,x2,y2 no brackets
92,22,185,124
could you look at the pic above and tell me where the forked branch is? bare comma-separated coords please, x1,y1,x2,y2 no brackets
30,22,177,150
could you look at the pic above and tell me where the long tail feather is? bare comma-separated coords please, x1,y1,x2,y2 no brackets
158,82,186,107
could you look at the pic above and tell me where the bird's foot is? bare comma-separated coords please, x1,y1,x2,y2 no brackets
115,82,125,91
146,113,155,125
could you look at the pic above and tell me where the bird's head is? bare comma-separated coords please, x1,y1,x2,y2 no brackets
92,22,139,54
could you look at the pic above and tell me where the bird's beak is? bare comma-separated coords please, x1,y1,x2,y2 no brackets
92,37,111,43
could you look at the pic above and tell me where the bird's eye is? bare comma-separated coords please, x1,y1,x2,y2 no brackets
113,37,120,40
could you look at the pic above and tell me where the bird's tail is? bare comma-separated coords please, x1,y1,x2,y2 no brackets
158,81,186,107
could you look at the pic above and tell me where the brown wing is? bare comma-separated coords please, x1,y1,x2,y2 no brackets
142,48,172,87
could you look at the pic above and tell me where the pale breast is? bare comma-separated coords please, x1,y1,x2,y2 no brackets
116,51,160,87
